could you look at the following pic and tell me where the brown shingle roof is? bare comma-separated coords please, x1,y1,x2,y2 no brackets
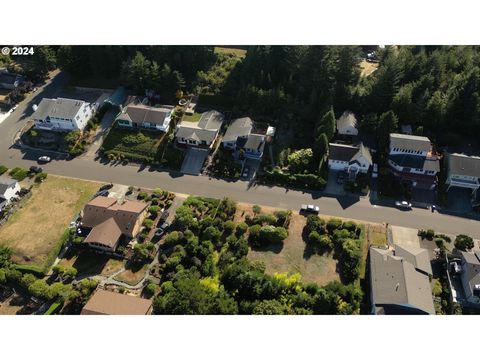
84,217,123,249
81,289,153,315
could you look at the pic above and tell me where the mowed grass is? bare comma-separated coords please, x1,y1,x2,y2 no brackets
214,46,247,58
181,112,202,123
239,204,341,286
0,176,100,268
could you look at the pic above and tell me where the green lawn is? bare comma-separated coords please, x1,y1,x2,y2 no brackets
102,126,165,161
181,112,202,123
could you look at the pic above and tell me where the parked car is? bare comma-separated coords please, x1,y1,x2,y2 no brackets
38,156,51,163
99,183,114,191
372,163,378,178
159,210,170,223
11,104,18,112
154,221,171,238
32,87,38,92
95,190,109,197
29,166,43,174
242,166,250,179
301,204,320,214
336,172,346,185
395,200,412,209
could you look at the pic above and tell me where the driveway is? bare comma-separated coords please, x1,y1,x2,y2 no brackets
243,159,261,181
324,170,346,196
181,148,209,175
447,187,473,213
81,108,118,160
390,225,421,247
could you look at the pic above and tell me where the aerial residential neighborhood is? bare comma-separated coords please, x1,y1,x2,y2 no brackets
1,44,480,317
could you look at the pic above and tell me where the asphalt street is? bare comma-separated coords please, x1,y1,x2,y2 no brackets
1,71,479,239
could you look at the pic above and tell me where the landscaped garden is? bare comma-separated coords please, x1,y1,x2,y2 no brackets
208,147,242,179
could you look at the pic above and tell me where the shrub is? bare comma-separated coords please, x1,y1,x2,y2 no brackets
151,198,159,205
235,222,248,237
454,234,474,251
273,210,291,227
223,220,235,235
144,283,157,298
342,221,358,232
137,192,148,200
426,229,435,240
326,218,343,233
143,219,154,230
164,231,182,247
35,172,48,183
308,231,332,250
252,205,262,214
149,205,161,216
0,165,7,175
306,215,326,234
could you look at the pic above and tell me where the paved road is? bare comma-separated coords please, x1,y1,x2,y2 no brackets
1,71,479,239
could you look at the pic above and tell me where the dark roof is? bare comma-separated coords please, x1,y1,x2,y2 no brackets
0,177,18,195
389,154,440,172
390,133,431,152
223,117,253,142
329,143,372,165
448,153,480,177
370,247,435,315
197,110,224,130
84,217,122,249
0,72,22,86
81,289,152,315
461,251,480,293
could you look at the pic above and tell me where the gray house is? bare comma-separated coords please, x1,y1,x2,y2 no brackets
458,250,480,305
0,71,23,90
175,110,224,148
222,117,266,160
446,153,480,195
370,246,435,315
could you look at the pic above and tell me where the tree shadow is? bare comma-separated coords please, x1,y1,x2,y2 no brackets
249,241,284,254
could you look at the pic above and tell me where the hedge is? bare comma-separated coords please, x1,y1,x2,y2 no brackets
262,167,326,190
44,301,63,315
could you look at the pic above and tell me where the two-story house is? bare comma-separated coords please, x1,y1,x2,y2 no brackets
458,250,480,305
33,97,94,132
116,103,174,132
222,117,267,160
0,70,23,90
175,110,224,148
328,142,372,179
445,153,480,196
0,177,21,211
388,133,440,189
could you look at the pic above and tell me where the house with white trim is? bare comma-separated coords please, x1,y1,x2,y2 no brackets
222,117,267,160
175,110,224,148
0,177,21,211
33,97,94,131
445,153,480,196
336,111,358,136
116,103,174,132
328,142,372,178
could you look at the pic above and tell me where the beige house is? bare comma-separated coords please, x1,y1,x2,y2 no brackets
81,289,153,315
80,197,149,252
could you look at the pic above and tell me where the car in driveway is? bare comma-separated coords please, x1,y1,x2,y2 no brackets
38,156,51,163
242,166,250,179
29,166,43,174
154,221,171,238
395,200,412,210
300,204,320,214
336,171,346,184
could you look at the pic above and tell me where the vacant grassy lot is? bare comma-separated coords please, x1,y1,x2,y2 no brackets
239,204,340,286
102,126,166,161
0,176,100,270
214,47,247,58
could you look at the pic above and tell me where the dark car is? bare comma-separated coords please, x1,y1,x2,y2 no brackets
159,210,170,223
29,166,43,174
95,190,109,197
99,183,114,191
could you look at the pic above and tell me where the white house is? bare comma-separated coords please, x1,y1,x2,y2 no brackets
336,111,358,136
446,153,480,195
459,250,480,305
175,110,224,148
328,142,372,177
388,133,439,189
33,98,94,131
116,103,174,132
0,177,21,211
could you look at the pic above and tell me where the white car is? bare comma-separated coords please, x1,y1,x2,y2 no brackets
395,201,412,209
38,156,51,163
301,204,320,214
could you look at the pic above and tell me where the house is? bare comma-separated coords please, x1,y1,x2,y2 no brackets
458,250,480,305
370,246,435,315
328,142,372,178
388,133,440,189
116,103,174,132
80,197,149,252
33,97,94,131
81,289,153,315
336,111,358,136
175,110,224,148
0,177,21,211
0,71,23,90
445,153,480,195
222,117,267,160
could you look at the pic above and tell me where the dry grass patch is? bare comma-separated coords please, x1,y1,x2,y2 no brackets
0,176,100,268
114,264,147,286
58,252,124,277
237,203,341,286
360,59,378,77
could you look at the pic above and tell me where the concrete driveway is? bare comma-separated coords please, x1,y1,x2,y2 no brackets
390,225,421,247
324,170,346,196
448,187,473,213
181,148,208,175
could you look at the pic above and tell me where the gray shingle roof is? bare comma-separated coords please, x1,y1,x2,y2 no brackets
389,154,440,172
390,133,431,152
394,244,433,276
117,104,172,126
0,177,17,195
370,247,435,315
197,110,224,130
237,133,265,151
176,110,224,143
329,143,372,165
448,153,480,177
461,251,480,291
336,111,358,133
0,72,22,87
223,117,253,142
33,98,87,120
175,127,218,143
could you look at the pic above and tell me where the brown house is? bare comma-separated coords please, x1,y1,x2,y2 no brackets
81,289,153,315
80,197,149,251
